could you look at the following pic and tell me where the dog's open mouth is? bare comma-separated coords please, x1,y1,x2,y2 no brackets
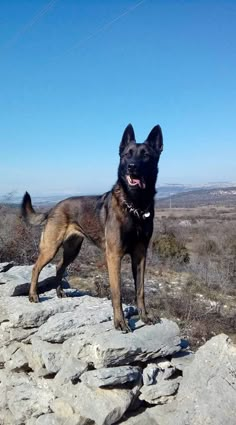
126,175,146,189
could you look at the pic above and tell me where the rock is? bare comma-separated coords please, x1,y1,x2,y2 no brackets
54,358,88,385
156,359,172,369
0,373,8,411
63,319,181,367
28,413,95,425
0,409,15,425
171,349,194,371
153,334,236,425
28,337,64,373
0,264,60,296
0,294,100,328
27,414,62,425
139,378,180,404
5,346,29,371
55,381,138,425
36,296,113,342
50,398,75,417
120,407,158,424
142,363,159,386
80,366,141,387
6,373,55,423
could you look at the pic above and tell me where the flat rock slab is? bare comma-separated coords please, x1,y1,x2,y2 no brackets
0,294,112,329
80,366,141,387
64,319,181,367
36,297,113,342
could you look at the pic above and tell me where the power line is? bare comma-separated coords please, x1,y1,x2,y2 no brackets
3,0,59,50
63,0,146,57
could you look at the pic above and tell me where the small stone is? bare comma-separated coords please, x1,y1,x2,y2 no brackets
139,379,180,405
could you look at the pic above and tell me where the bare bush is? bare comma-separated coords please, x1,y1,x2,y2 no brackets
0,205,40,264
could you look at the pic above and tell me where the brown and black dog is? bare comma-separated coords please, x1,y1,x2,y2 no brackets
21,124,163,332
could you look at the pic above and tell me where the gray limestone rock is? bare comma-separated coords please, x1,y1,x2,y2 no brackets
139,378,180,404
151,334,236,425
0,294,100,328
54,358,88,385
63,319,181,368
36,296,113,342
80,365,141,387
55,381,138,425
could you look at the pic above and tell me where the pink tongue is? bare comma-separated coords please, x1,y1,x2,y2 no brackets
127,175,145,188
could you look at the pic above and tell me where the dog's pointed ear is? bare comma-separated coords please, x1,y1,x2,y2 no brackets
145,125,163,153
119,124,136,155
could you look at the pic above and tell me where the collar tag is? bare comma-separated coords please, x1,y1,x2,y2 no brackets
143,212,151,219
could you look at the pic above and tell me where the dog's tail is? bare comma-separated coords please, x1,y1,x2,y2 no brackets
21,192,48,225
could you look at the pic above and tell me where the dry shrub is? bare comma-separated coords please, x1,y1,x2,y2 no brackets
0,205,40,264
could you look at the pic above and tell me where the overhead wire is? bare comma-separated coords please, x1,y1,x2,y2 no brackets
62,0,147,57
3,0,59,50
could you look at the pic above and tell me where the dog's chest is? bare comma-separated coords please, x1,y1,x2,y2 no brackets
121,215,153,247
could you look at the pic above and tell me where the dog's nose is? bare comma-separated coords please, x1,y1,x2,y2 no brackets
128,163,136,174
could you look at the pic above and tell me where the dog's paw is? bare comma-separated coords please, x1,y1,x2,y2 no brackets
139,310,161,325
29,293,39,303
114,318,132,333
56,287,67,298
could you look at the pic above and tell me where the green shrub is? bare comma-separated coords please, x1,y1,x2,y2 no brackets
153,232,190,265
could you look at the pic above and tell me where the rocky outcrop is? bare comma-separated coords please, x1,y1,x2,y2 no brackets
0,263,235,425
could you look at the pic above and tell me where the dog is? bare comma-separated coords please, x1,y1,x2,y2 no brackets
21,124,163,332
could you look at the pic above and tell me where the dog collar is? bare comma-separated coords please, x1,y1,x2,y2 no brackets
122,200,151,220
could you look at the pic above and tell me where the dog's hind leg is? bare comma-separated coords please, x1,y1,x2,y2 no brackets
56,234,84,298
29,222,66,303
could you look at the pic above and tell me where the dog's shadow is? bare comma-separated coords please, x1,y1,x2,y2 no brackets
38,276,91,301
16,276,90,300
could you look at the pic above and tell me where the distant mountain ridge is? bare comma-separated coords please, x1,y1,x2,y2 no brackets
156,186,236,208
0,182,236,207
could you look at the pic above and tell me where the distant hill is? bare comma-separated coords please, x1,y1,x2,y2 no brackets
156,186,236,208
1,182,236,208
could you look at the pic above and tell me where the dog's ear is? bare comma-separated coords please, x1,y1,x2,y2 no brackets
145,125,163,153
119,124,135,155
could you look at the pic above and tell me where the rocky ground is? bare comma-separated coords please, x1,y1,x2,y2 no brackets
0,263,236,425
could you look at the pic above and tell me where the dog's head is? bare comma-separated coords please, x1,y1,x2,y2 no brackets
118,124,163,195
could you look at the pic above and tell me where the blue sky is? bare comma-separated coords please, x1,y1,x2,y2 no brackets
1,0,236,196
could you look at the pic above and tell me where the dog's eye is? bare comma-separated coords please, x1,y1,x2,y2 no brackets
141,150,149,158
126,149,133,158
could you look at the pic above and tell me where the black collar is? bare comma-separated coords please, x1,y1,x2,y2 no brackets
122,200,151,220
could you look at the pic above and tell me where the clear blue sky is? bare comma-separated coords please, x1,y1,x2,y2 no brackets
1,0,236,196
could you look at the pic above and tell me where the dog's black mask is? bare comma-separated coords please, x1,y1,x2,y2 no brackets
118,124,163,201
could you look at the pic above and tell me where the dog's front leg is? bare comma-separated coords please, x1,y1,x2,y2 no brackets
106,247,130,333
131,244,158,325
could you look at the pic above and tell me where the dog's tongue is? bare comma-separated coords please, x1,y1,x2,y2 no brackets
127,175,145,188
132,178,141,186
